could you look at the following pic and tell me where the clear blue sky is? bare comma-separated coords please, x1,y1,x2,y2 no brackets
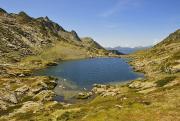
0,0,179,47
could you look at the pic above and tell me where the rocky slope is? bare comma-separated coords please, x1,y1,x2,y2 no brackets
126,30,180,95
0,8,112,120
0,8,108,65
131,29,180,76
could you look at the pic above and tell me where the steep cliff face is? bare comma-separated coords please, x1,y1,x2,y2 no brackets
0,8,108,64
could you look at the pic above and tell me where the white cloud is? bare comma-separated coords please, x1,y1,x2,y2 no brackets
100,0,141,17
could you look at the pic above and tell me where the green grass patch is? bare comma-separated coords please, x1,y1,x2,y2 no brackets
57,110,85,121
0,104,22,116
14,111,35,121
156,76,176,87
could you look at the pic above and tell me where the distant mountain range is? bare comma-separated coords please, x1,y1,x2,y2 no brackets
106,46,151,54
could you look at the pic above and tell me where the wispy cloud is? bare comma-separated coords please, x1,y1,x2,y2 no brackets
100,0,141,17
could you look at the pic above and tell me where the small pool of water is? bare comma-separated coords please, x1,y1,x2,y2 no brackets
35,58,143,93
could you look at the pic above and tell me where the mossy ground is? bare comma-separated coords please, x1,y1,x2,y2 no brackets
20,41,108,70
3,81,178,121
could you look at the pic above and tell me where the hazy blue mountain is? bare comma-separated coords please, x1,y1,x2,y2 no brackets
106,46,151,54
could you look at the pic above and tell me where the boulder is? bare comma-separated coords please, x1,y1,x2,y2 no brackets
15,101,42,114
46,62,58,66
0,100,9,110
0,90,18,104
31,86,44,94
92,84,121,97
7,93,18,104
76,92,92,99
128,81,156,89
18,73,25,77
102,91,117,97
15,85,29,96
33,90,55,102
115,104,123,108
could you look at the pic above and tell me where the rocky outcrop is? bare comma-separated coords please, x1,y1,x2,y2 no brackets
59,30,82,42
15,85,29,96
92,84,122,97
16,101,42,113
0,100,9,110
33,90,55,102
0,76,57,112
76,92,93,99
128,80,158,94
81,37,105,50
0,90,18,104
128,81,156,90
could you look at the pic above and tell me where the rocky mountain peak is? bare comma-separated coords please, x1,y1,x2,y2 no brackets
36,16,65,33
44,16,50,22
70,30,81,41
0,8,7,16
15,11,33,23
18,11,31,19
0,8,7,13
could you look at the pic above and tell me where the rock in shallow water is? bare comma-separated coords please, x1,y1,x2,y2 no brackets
46,62,58,66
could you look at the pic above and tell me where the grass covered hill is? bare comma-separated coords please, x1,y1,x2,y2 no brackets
131,29,180,76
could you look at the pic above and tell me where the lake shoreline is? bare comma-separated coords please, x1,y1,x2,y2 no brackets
33,57,144,102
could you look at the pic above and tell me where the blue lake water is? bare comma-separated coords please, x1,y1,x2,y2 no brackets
35,58,143,90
